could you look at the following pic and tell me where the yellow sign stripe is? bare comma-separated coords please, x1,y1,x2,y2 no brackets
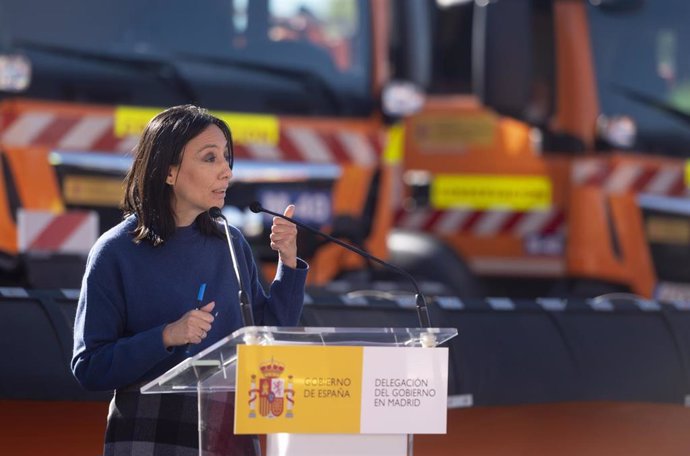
411,113,497,150
114,106,279,146
383,124,405,164
113,107,161,139
431,174,551,210
63,175,124,207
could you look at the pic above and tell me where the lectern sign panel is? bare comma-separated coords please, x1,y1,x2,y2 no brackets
235,345,363,434
234,345,448,434
360,347,449,434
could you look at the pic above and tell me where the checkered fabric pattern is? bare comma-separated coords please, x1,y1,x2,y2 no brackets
104,390,258,456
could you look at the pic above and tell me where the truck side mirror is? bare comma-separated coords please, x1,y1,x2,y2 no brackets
382,80,425,118
0,53,31,92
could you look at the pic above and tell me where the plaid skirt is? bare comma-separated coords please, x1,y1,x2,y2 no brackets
104,389,259,456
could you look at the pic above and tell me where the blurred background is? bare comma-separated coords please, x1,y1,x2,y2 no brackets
2,0,690,454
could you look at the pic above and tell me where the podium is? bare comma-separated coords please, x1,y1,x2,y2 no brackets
141,326,457,456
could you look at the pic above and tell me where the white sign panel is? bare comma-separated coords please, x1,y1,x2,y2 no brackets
360,347,448,434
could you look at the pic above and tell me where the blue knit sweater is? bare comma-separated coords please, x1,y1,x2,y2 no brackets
71,216,307,391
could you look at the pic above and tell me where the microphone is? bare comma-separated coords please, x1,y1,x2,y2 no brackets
249,201,432,328
209,207,255,327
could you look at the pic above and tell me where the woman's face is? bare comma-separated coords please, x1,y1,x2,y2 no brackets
166,124,232,226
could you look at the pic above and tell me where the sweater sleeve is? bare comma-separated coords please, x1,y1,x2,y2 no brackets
71,243,175,391
236,229,308,326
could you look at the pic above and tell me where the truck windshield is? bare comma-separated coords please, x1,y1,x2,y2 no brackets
587,0,690,156
0,0,371,116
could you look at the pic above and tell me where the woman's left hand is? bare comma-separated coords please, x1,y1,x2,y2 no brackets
270,204,298,268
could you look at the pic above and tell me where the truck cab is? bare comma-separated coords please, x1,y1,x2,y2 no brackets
0,0,395,288
389,0,690,299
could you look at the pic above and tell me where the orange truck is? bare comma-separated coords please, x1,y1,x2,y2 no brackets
389,0,690,300
0,0,402,290
2,2,690,455
1,2,688,301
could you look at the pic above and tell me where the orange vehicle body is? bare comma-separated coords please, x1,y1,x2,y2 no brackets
0,1,398,289
0,99,396,286
3,2,690,455
393,1,686,298
2,2,686,301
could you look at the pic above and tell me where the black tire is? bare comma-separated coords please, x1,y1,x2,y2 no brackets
387,229,485,298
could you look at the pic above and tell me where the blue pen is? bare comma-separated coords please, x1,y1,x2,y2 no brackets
197,283,219,317
197,283,207,308
186,283,208,356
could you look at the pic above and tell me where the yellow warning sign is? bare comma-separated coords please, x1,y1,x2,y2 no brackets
63,175,124,207
114,106,279,146
431,175,551,210
113,106,161,139
646,216,690,245
383,124,405,164
411,113,497,151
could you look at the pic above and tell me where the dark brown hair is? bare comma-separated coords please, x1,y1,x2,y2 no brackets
122,105,233,245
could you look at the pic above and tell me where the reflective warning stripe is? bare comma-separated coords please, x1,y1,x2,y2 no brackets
395,208,565,238
2,112,55,146
338,131,378,166
573,160,686,196
17,209,98,255
234,126,381,165
1,111,135,152
2,109,383,164
58,116,113,150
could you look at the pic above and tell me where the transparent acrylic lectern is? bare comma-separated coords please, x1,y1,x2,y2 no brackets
141,326,458,456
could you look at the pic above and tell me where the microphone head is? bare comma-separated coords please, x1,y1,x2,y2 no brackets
209,207,224,220
249,201,263,213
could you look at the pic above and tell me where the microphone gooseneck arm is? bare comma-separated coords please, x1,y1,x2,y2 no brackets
209,207,255,327
249,202,432,328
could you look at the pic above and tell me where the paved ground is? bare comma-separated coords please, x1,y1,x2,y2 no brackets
3,400,690,455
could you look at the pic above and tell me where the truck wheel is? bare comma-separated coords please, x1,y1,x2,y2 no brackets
387,229,485,298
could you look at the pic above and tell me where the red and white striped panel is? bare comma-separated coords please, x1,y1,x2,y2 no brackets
573,159,687,196
17,209,99,255
235,126,383,165
1,111,139,153
0,110,384,164
394,207,565,238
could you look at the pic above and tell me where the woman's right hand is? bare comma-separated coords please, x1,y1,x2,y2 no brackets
162,301,215,348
